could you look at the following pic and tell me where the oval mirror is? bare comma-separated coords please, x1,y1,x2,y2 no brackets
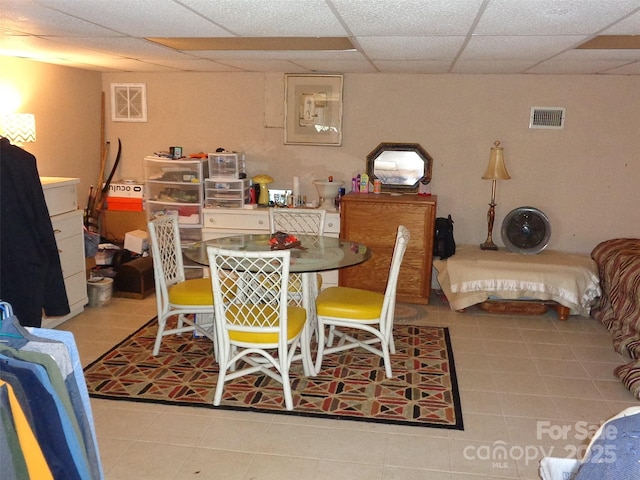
366,142,433,193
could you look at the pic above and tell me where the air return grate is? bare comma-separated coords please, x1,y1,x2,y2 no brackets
529,107,565,129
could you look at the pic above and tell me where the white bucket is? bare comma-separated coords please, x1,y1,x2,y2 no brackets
87,277,113,307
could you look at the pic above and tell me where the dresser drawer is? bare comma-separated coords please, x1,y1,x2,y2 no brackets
41,177,79,216
56,234,85,278
51,209,83,241
203,209,269,231
324,212,340,235
64,271,88,307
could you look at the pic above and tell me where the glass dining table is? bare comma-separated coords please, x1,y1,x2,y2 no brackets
182,233,371,375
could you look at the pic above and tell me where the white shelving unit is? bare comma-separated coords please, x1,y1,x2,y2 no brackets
143,156,208,276
143,155,208,244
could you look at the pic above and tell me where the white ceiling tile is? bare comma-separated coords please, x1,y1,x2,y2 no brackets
217,60,310,73
178,0,347,36
451,60,536,74
0,0,119,36
600,10,640,34
137,58,243,72
193,50,363,61
603,61,640,74
460,36,585,60
294,59,376,73
475,0,640,35
554,49,640,62
373,60,452,74
91,58,180,72
527,60,633,74
1,0,640,74
33,0,231,37
358,36,466,60
332,0,485,35
45,37,195,60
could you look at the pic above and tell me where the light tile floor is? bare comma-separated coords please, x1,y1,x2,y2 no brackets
57,294,638,479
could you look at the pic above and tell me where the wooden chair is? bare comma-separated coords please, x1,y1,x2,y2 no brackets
314,225,410,378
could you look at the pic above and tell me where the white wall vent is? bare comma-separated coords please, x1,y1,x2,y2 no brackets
529,107,565,129
111,83,147,122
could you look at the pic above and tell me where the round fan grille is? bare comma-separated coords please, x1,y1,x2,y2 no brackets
501,206,551,254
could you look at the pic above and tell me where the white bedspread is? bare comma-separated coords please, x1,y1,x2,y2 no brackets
433,245,601,316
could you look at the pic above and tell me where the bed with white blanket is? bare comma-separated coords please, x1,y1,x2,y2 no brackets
433,245,601,319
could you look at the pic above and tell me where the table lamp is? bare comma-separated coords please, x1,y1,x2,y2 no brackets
480,140,510,250
252,174,274,206
0,113,36,146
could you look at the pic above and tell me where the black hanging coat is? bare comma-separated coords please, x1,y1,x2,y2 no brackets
0,137,69,326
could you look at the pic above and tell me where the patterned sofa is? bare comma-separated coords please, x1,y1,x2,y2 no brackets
590,238,640,398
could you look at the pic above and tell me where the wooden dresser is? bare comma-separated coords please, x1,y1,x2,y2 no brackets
339,193,437,304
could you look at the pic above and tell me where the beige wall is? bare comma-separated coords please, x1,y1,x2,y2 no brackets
0,56,102,203
3,56,638,254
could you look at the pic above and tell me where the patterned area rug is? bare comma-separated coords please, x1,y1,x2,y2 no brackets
84,314,463,430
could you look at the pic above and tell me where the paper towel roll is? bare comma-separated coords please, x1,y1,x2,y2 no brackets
292,176,300,200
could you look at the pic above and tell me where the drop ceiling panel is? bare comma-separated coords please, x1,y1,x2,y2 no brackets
332,0,485,35
295,59,377,73
555,49,640,62
601,11,640,34
475,0,640,35
358,36,466,60
604,61,640,74
1,0,640,74
0,1,119,36
194,49,365,61
527,59,634,74
34,0,232,37
135,58,242,72
452,60,538,74
216,60,310,73
460,36,584,60
178,0,348,36
48,37,197,60
373,60,452,74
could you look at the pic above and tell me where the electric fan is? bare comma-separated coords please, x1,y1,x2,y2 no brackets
501,206,551,254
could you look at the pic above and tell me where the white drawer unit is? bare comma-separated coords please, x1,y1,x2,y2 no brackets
207,152,245,179
40,177,87,328
204,178,250,208
202,208,340,289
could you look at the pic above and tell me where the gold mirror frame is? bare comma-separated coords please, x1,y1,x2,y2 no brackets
366,142,433,193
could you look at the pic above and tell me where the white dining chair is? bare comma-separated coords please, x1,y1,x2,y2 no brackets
269,207,326,236
314,225,410,378
268,207,326,301
206,245,308,411
147,215,216,356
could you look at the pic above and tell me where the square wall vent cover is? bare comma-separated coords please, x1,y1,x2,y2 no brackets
529,107,565,129
111,83,147,122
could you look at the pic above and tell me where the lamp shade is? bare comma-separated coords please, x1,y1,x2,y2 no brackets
0,113,36,144
482,140,510,180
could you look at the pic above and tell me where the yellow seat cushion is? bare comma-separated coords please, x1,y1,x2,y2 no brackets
228,305,306,344
168,278,213,305
316,286,384,320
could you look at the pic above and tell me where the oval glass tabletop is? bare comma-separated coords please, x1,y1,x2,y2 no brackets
183,234,371,273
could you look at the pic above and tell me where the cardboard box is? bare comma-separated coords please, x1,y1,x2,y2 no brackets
105,182,144,198
106,197,143,212
124,230,149,254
